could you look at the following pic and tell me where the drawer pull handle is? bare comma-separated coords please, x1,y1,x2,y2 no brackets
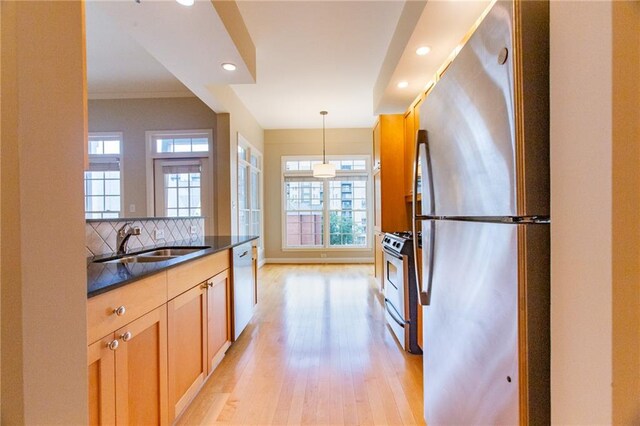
107,340,119,351
120,331,132,342
208,282,214,288
113,306,126,316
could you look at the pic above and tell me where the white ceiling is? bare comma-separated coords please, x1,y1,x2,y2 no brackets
86,0,491,129
230,1,403,129
86,3,192,98
376,0,492,113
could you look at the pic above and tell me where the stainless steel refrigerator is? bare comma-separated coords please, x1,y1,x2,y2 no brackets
411,1,550,424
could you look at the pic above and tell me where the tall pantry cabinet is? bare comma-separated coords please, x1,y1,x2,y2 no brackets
373,114,408,290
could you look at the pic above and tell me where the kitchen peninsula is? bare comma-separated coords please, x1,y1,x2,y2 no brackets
86,234,258,424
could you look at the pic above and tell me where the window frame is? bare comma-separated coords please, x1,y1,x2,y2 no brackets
145,129,212,222
237,134,263,251
281,154,372,251
148,130,211,157
153,158,206,218
85,132,124,219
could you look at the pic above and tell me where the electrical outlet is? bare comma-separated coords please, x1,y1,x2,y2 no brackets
154,229,165,240
320,253,327,258
189,225,198,235
129,204,136,213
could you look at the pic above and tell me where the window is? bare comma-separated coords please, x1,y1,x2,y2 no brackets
238,136,263,248
155,136,208,153
85,133,122,219
284,179,324,247
155,161,203,217
146,130,211,220
329,177,367,246
282,156,370,249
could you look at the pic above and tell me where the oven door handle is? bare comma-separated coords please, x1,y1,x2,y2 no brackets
386,277,398,291
384,298,407,327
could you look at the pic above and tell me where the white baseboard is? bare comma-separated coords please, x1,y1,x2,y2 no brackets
265,257,374,264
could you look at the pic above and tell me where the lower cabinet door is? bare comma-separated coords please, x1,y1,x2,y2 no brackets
207,269,231,374
374,232,384,291
115,305,168,425
88,335,116,426
168,284,207,421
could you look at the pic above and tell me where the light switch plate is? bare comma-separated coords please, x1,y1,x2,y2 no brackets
189,225,198,235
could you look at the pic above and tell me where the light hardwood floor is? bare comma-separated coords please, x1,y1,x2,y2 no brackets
177,264,425,425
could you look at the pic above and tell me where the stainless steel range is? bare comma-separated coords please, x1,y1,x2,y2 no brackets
381,231,422,354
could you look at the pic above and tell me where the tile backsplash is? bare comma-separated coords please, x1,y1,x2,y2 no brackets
86,217,205,257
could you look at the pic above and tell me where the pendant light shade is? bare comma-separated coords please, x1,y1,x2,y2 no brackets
312,163,336,178
312,110,336,178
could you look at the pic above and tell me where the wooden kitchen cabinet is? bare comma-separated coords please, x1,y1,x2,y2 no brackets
373,119,382,169
87,272,167,345
115,305,169,425
88,336,116,426
168,284,208,421
167,250,230,300
88,305,169,426
207,269,232,373
87,246,252,425
403,96,423,198
373,171,382,230
167,268,232,421
373,114,409,233
374,232,384,291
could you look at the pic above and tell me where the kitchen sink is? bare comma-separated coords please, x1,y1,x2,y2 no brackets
96,254,177,264
94,246,211,265
138,247,209,257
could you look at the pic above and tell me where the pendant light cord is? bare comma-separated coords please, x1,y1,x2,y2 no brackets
321,110,328,164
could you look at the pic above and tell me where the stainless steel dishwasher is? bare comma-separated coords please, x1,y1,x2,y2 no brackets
232,242,255,340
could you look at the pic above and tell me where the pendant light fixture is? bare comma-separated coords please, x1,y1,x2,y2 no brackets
312,111,336,178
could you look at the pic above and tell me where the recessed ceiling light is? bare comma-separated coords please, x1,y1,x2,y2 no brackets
221,63,237,71
397,81,409,89
416,46,431,56
176,0,195,6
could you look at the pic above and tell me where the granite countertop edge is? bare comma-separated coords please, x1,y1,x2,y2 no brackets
87,235,258,298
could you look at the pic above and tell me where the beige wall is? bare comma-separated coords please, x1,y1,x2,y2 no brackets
611,2,640,423
206,85,264,236
263,128,373,262
1,1,87,422
550,2,612,423
88,97,218,227
550,1,640,423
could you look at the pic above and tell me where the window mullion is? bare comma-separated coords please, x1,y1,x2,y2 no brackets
323,179,329,248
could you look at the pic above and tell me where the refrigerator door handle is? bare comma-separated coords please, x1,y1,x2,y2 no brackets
413,130,434,306
412,221,435,306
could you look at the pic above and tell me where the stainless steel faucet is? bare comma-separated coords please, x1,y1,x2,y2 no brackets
116,222,141,255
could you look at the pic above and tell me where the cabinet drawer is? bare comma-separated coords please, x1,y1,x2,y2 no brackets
87,272,168,344
167,251,230,300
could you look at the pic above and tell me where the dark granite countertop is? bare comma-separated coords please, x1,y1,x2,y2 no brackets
87,235,258,298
